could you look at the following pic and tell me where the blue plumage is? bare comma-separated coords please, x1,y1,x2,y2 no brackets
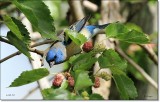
45,15,110,67
84,25,96,34
46,48,65,64
55,49,65,63
46,48,56,62
85,23,110,35
46,42,67,67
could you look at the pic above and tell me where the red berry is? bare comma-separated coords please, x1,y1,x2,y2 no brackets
93,77,100,88
82,41,93,52
68,76,74,87
52,73,65,86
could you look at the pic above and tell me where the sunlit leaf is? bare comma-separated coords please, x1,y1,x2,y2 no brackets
74,70,93,90
13,0,57,40
42,88,83,100
105,23,150,44
3,15,23,40
7,32,31,58
117,30,150,44
9,68,49,87
98,49,127,71
65,29,87,45
3,15,31,58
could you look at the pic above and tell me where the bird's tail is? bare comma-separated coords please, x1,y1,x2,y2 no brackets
97,23,110,29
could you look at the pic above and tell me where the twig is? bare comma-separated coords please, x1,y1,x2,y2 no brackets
0,37,44,56
29,48,44,57
139,44,158,65
68,0,85,20
0,51,21,63
82,0,98,12
30,40,54,48
0,39,54,63
22,86,39,99
115,43,158,90
22,76,54,99
0,36,11,45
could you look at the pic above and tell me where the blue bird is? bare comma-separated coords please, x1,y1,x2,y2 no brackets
45,15,110,67
45,15,91,67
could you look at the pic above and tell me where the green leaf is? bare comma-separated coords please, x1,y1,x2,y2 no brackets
42,88,83,100
69,53,97,71
13,0,57,40
7,31,31,58
59,80,68,89
3,15,23,40
3,15,31,58
125,23,143,32
73,57,97,71
3,16,31,44
98,49,127,71
117,30,150,44
42,88,70,100
105,23,150,44
12,17,31,44
69,53,88,65
74,70,93,90
106,23,129,38
89,93,104,100
65,29,87,45
110,67,138,99
9,68,49,87
49,61,70,74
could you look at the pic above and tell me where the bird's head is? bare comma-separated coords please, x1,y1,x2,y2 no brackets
46,47,66,67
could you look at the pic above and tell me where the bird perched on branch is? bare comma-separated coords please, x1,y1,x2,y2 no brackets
45,15,110,67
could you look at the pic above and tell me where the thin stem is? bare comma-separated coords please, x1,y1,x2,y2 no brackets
139,44,158,65
115,42,158,90
94,68,101,76
0,39,54,63
0,36,11,45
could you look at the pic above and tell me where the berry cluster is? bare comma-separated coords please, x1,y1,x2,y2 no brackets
52,72,74,87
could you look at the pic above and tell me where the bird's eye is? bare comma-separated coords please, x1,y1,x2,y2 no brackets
54,56,57,58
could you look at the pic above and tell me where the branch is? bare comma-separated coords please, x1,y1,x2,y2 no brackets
82,0,98,12
30,40,54,48
0,39,54,63
0,36,11,45
139,44,158,65
68,0,84,20
22,76,54,99
0,51,21,63
22,86,39,99
29,48,44,57
115,42,158,90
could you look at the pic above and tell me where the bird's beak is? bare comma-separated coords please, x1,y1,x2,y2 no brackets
49,61,55,68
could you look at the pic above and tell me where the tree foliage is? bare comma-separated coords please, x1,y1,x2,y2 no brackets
1,0,153,100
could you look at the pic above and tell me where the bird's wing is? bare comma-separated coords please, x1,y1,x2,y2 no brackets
64,15,91,45
70,15,91,32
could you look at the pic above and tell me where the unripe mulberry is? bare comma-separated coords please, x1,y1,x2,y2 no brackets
64,72,71,78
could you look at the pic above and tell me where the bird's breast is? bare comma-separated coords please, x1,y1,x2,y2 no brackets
80,28,92,39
